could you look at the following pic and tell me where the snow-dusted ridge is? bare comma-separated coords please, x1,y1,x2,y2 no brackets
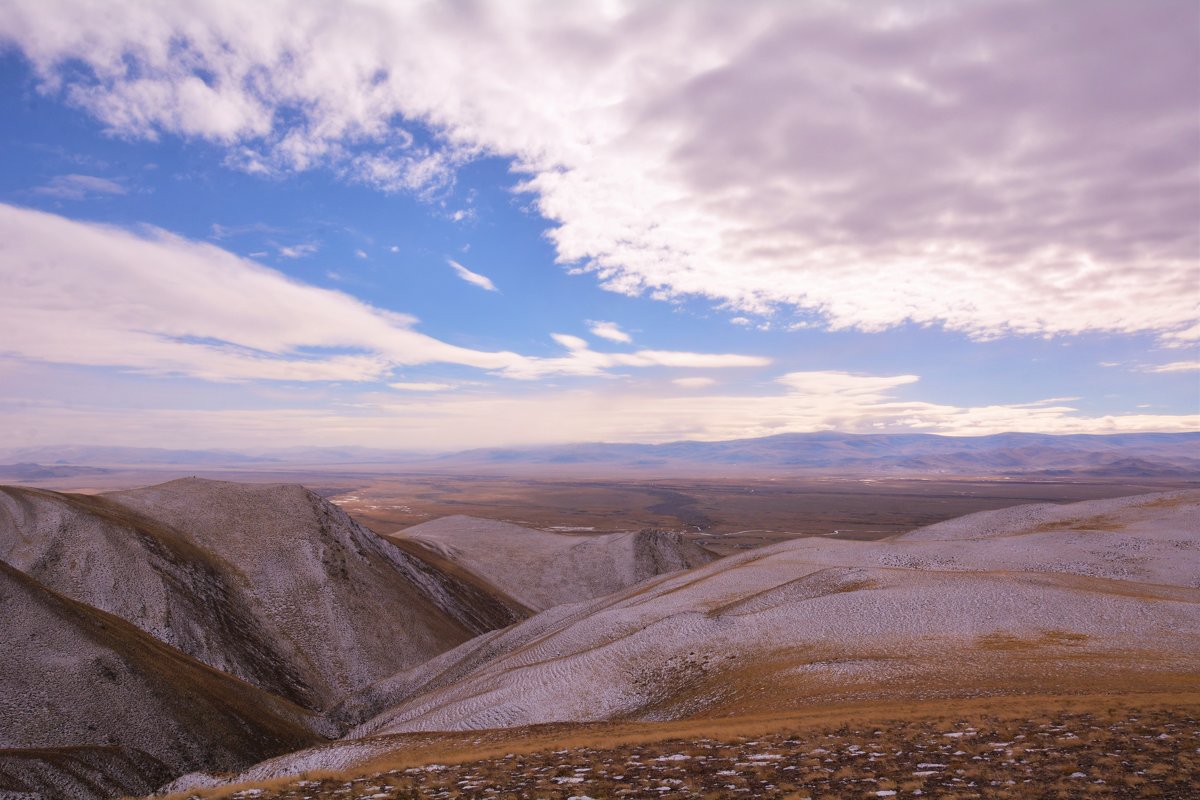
0,479,724,799
168,490,1200,792
2,482,1197,797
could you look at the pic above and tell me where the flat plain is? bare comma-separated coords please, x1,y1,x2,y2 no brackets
24,467,1196,555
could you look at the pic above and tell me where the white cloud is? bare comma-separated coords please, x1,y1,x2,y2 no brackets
499,335,771,380
0,203,763,384
1145,361,1200,373
389,381,454,392
278,242,319,259
550,333,589,351
776,371,919,397
673,376,715,388
588,320,632,344
33,173,125,200
354,248,368,259
447,258,498,292
3,1,1192,341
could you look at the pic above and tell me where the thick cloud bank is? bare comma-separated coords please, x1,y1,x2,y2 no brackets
3,0,1195,342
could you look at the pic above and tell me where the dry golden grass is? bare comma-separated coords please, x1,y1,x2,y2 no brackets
157,688,1200,800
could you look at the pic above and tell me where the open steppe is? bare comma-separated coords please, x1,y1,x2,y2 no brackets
17,466,1196,555
1,470,1197,799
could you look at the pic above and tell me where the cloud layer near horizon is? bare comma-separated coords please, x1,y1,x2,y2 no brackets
2,0,1195,342
3,366,1195,452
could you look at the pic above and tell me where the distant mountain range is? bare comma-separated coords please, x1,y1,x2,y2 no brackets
435,431,1200,476
3,431,1197,477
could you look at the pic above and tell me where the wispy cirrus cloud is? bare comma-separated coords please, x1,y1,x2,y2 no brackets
447,259,498,292
389,381,455,392
277,242,320,259
33,173,125,200
499,333,769,380
1145,361,1200,373
2,1,1193,342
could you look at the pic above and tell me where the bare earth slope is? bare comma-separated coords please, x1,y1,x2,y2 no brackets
0,746,173,800
353,491,1199,735
0,560,322,797
392,515,716,611
0,479,527,713
0,485,320,708
168,491,1200,793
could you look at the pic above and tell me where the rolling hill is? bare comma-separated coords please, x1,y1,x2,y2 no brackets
184,490,1199,791
390,516,715,612
3,478,1197,797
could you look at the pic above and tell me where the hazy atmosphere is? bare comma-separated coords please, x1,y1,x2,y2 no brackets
1,0,1196,450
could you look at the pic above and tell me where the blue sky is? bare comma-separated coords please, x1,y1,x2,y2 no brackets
0,2,1196,450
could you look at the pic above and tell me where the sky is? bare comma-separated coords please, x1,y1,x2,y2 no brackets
0,0,1196,452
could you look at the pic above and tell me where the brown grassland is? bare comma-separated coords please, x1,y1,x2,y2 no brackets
163,686,1200,800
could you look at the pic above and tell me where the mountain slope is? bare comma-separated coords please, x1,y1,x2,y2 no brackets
347,491,1200,736
0,560,323,796
392,516,716,611
0,485,320,708
0,480,528,713
0,747,172,800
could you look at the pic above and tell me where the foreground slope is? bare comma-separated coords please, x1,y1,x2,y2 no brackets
353,490,1199,735
168,490,1200,794
0,560,322,795
162,699,1200,800
0,480,527,713
392,515,716,611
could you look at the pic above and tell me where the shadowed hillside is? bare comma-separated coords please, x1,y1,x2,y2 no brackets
0,480,529,713
0,560,323,791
